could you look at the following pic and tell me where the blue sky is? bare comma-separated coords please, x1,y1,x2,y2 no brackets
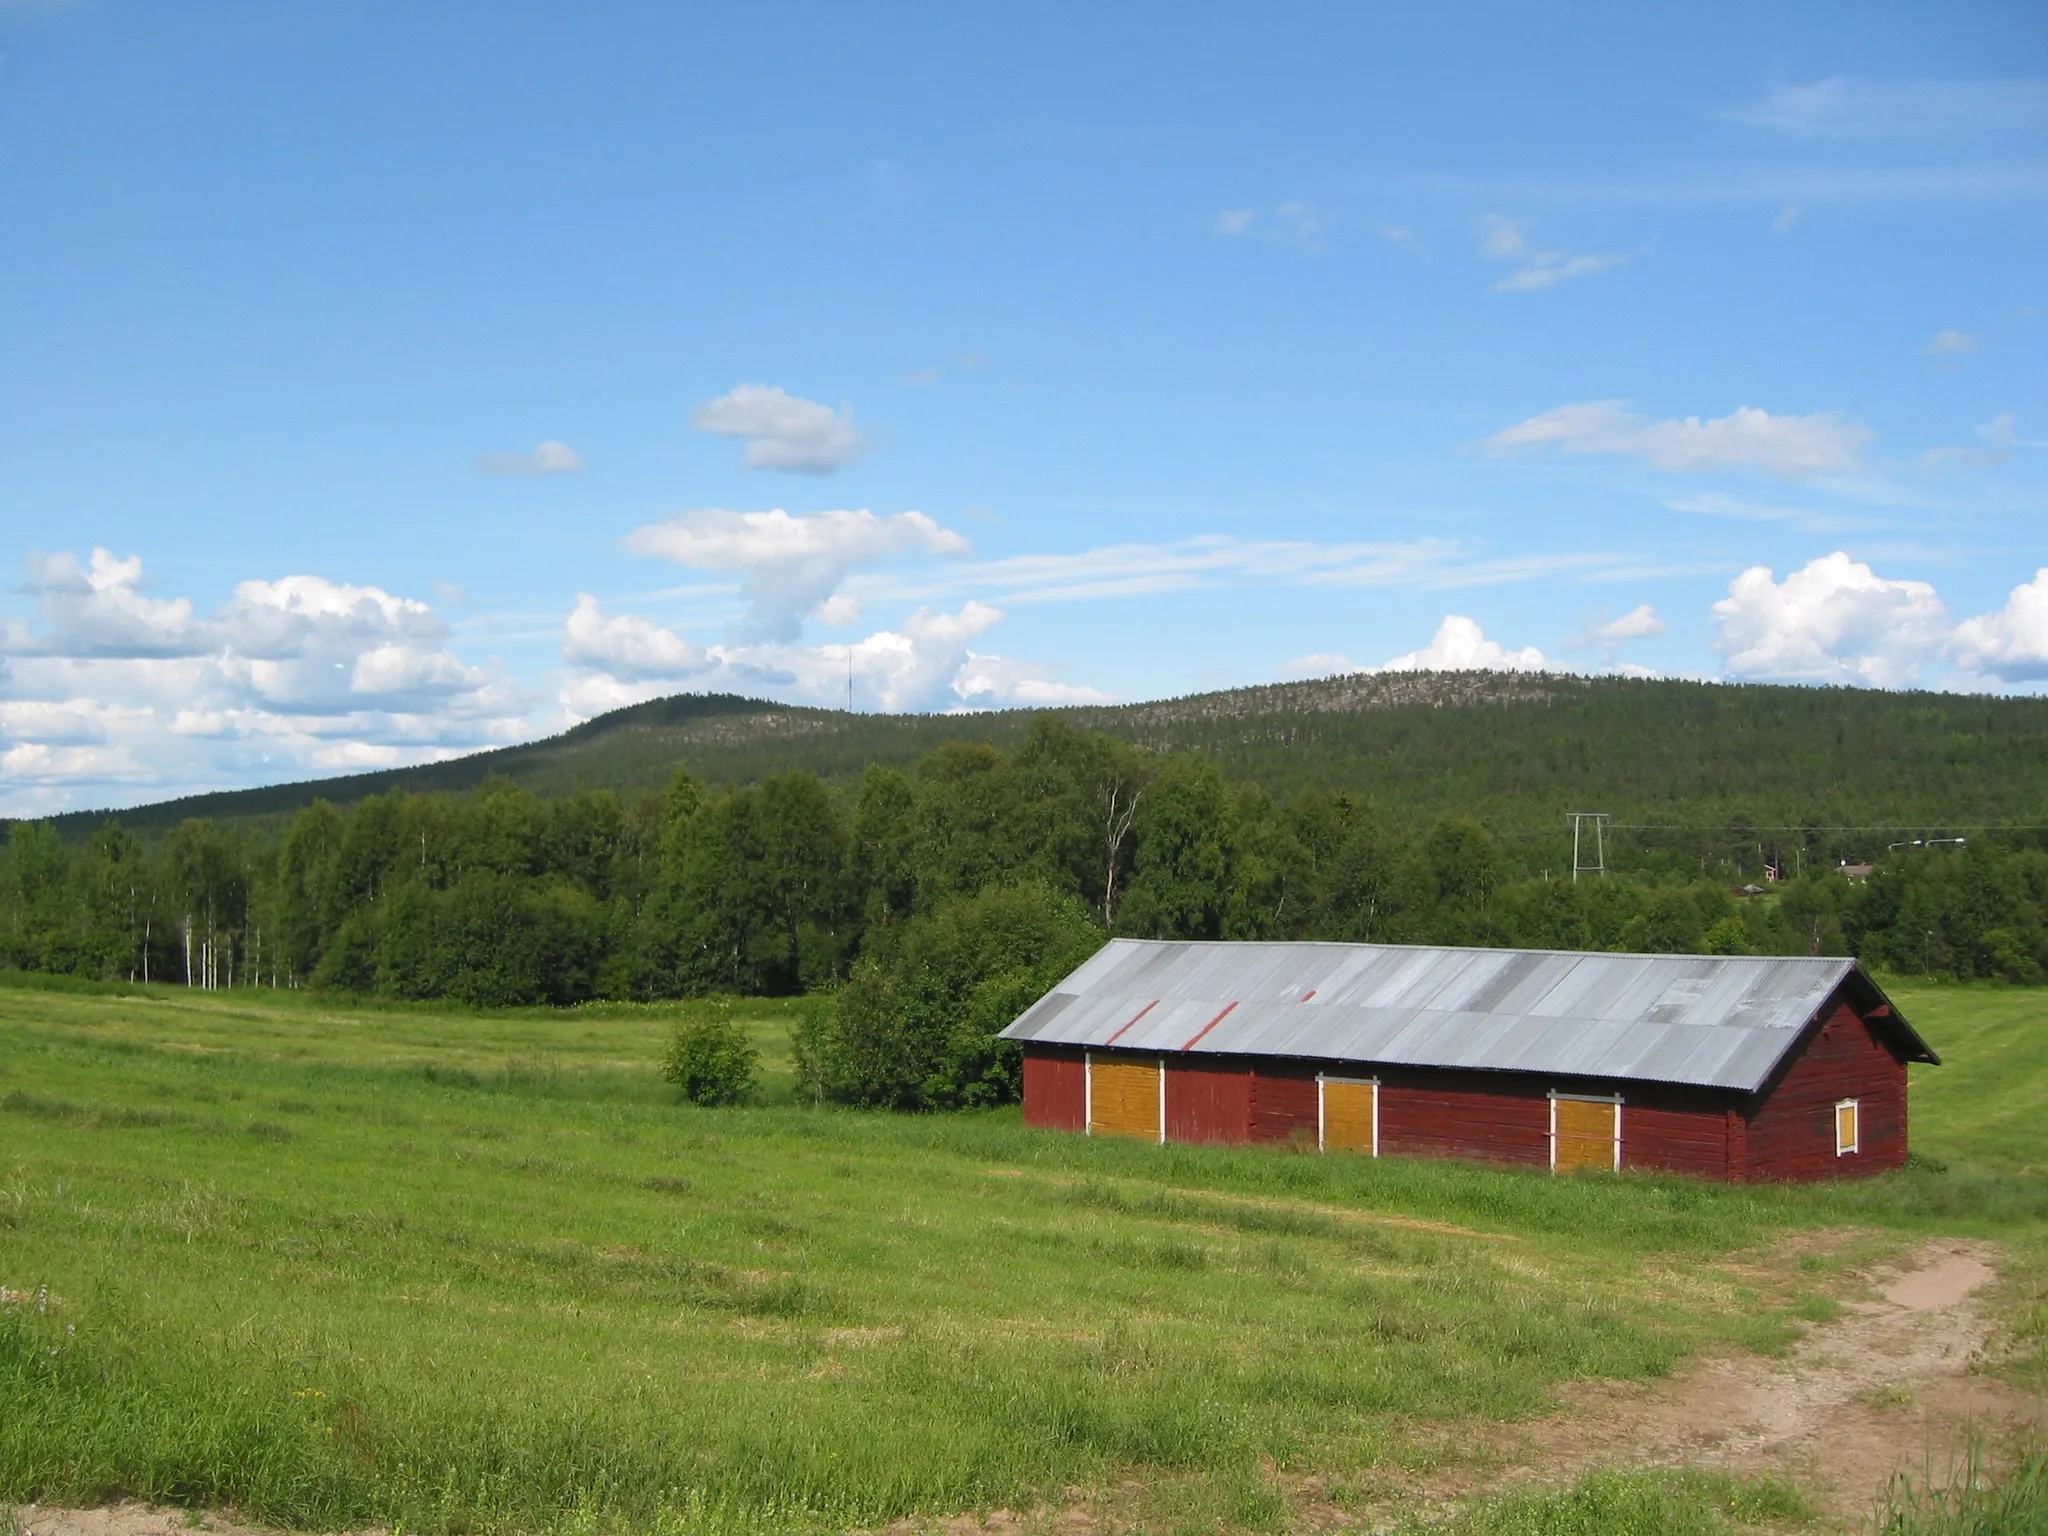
2,2,2044,813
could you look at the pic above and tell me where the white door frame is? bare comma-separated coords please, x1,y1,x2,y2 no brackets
1084,1051,1166,1143
1547,1089,1624,1172
1316,1073,1380,1156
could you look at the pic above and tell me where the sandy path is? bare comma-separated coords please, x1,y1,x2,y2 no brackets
1510,1238,2042,1521
8,1509,299,1536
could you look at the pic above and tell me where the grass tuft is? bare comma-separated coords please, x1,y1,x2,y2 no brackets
1876,1444,2048,1535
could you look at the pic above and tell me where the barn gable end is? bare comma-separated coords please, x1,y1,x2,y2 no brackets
1742,999,1910,1180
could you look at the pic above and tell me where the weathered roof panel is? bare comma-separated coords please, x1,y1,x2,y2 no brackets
1000,940,1936,1093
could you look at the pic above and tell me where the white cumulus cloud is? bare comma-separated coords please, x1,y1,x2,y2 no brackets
1373,616,1547,674
10,548,201,658
563,593,707,681
1592,604,1665,641
1484,401,1872,479
475,440,585,477
624,507,968,642
1951,569,2048,683
0,550,528,813
693,384,870,474
1711,552,1948,687
556,595,1109,720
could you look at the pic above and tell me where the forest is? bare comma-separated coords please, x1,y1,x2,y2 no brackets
6,708,2047,1109
57,672,2048,857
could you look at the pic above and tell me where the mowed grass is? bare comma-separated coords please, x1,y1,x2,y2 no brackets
0,976,2043,1534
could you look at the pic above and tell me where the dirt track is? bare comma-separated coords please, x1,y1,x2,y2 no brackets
1509,1237,2042,1523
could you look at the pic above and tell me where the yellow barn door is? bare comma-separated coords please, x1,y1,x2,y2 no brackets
1088,1055,1163,1142
1319,1076,1378,1154
1551,1094,1621,1173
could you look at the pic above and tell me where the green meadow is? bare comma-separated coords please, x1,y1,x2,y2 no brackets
2,976,2044,1534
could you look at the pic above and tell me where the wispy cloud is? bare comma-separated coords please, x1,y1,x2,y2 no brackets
1724,76,2048,140
1927,329,1979,355
1387,163,2048,207
693,384,870,475
1214,201,1328,252
1921,413,2015,470
1666,491,1873,535
854,534,1634,610
1484,401,1871,479
1279,651,1357,679
475,441,584,477
1477,215,1627,292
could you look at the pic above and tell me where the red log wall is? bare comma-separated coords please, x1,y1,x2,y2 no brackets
1742,1002,1907,1180
1249,1065,1318,1144
1022,1046,1086,1132
1377,1068,1550,1167
1613,1082,1741,1180
1165,1059,1253,1143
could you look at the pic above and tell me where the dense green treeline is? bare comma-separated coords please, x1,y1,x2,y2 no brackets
9,717,2048,1055
51,678,2048,872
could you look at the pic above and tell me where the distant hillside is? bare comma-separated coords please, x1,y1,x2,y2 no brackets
42,671,2048,847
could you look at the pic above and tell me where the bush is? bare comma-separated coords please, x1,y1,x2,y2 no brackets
1699,916,1753,955
796,881,1103,1111
660,1005,759,1106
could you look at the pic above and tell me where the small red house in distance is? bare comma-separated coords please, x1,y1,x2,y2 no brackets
1001,941,1937,1181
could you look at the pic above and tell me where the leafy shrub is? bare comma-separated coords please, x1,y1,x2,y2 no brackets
660,1004,759,1106
1699,916,1753,955
796,881,1103,1111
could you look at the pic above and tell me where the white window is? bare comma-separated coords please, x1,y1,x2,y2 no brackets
1835,1099,1860,1157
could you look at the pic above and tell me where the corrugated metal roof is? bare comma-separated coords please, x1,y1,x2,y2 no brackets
1000,940,1935,1093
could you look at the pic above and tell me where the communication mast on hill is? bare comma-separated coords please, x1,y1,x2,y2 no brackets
1568,812,1611,883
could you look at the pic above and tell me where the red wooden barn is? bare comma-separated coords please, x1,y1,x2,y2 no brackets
1001,940,1937,1181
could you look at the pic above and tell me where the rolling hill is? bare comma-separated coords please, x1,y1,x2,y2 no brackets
44,672,2048,855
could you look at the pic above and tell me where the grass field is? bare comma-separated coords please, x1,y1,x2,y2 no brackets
1,975,2044,1535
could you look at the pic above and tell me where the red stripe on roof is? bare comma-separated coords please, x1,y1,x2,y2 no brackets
1180,1000,1239,1052
1101,998,1158,1046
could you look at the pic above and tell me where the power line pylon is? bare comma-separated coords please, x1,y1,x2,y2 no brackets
1569,812,1610,883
